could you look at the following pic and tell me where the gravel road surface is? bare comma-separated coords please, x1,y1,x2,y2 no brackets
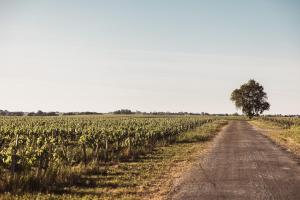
168,121,300,200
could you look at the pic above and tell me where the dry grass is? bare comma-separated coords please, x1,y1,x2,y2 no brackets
250,120,300,156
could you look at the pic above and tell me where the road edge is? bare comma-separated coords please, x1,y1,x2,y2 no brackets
249,121,300,162
164,121,231,200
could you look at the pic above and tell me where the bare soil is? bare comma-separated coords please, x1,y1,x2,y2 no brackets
168,121,300,200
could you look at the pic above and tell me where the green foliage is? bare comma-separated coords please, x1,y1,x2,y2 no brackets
0,115,217,193
0,119,226,200
231,79,270,119
258,116,300,129
176,120,228,143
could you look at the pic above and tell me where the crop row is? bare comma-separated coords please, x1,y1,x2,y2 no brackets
259,117,300,128
0,116,215,182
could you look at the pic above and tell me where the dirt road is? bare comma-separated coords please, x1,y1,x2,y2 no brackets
168,121,300,200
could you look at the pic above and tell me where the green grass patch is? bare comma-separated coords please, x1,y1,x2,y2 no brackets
176,120,228,143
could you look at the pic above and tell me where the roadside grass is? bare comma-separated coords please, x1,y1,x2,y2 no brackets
0,120,227,200
176,120,228,143
250,120,300,156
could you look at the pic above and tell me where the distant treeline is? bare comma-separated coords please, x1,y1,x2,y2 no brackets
1,109,299,117
263,114,300,118
111,109,209,115
1,109,215,116
0,110,102,116
111,109,239,116
0,110,25,116
62,112,102,116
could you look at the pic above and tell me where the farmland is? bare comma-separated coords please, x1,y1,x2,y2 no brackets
1,115,300,199
0,115,227,199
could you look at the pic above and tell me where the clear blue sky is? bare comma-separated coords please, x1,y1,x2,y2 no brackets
0,0,299,114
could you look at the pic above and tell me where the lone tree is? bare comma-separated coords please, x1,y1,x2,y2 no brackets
231,79,270,119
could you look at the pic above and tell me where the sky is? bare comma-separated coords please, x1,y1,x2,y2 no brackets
0,0,299,114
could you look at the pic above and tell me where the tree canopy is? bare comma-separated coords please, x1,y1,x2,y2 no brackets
231,79,270,118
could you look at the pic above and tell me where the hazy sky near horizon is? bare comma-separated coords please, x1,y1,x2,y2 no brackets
0,0,299,114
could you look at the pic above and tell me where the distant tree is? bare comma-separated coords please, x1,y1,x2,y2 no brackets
113,109,133,115
36,110,44,116
232,112,239,116
27,112,36,116
231,79,270,119
0,109,24,116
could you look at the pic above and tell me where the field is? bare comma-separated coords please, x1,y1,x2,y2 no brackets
0,115,227,199
1,115,300,199
251,117,300,156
